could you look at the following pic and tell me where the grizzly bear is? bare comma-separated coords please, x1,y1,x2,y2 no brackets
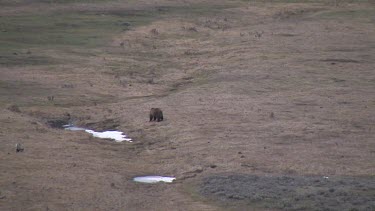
149,108,163,122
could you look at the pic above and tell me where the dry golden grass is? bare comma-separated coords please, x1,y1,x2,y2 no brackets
0,0,374,210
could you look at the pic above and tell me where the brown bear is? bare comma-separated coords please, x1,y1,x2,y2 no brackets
149,108,163,122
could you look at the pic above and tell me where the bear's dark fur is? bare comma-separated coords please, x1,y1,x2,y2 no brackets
16,143,24,153
149,108,163,122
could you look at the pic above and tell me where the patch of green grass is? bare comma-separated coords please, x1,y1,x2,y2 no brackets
158,4,234,17
0,54,59,66
0,79,117,107
318,8,375,20
241,0,371,3
0,2,236,67
0,12,147,49
0,80,50,106
240,0,326,3
0,0,119,6
0,9,156,66
155,3,240,31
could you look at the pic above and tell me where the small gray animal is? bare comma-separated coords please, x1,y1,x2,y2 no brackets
16,143,24,153
47,96,54,101
149,108,163,122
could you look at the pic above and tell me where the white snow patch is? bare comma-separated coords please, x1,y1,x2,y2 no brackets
133,176,176,184
64,125,132,142
85,130,132,142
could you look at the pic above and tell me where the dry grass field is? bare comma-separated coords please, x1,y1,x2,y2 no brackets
0,0,374,210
